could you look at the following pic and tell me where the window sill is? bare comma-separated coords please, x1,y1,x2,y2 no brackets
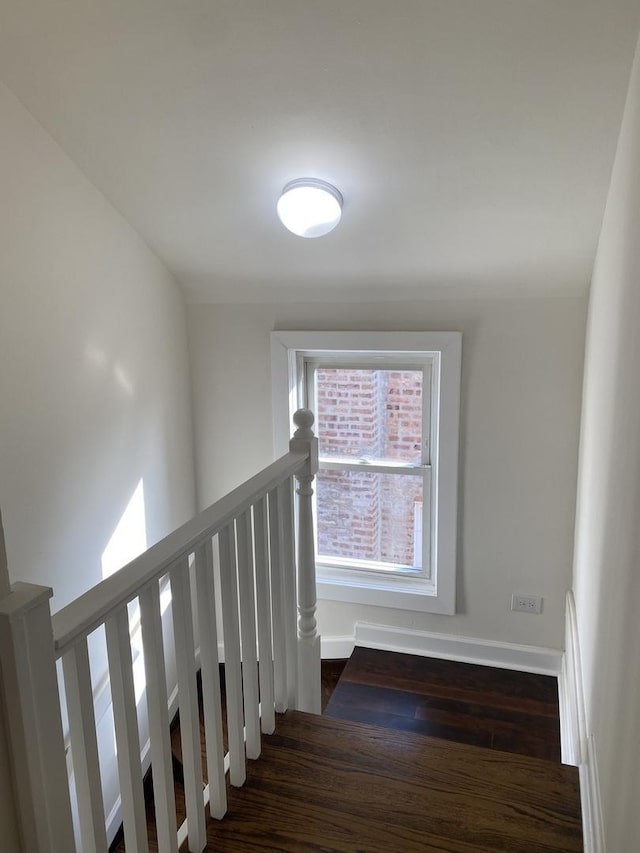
316,564,455,614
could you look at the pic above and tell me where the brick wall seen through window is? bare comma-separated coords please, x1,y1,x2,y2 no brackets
315,368,424,568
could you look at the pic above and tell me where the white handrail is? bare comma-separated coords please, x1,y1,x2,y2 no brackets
53,450,307,656
1,411,320,852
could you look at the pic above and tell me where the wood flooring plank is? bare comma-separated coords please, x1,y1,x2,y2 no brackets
111,653,572,851
272,713,577,807
321,658,347,712
205,711,582,853
326,648,562,762
338,648,559,715
331,680,559,733
326,697,495,748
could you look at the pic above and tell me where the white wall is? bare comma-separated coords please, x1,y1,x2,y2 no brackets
0,83,196,849
188,295,586,651
572,35,640,852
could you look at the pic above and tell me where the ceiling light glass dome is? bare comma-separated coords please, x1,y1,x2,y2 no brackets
277,179,343,238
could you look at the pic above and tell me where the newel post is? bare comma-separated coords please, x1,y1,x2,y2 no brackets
290,409,321,714
0,513,75,852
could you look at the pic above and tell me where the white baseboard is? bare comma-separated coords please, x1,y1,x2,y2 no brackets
321,635,355,659
219,637,358,661
558,590,584,766
580,735,605,853
559,590,604,853
353,622,563,675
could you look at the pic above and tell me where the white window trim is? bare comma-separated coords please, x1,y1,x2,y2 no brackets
271,331,462,615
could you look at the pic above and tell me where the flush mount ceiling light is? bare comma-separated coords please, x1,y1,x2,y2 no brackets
277,178,343,238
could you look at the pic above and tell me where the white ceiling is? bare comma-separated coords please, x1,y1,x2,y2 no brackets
1,1,638,302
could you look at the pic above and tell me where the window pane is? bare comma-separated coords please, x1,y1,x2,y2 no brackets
316,368,423,464
316,469,424,570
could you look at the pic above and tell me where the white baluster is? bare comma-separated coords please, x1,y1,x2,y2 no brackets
290,408,321,714
267,488,287,712
139,582,178,853
62,638,108,853
218,524,246,786
170,559,206,852
279,479,298,709
194,540,227,819
253,497,275,734
236,510,261,759
105,606,149,852
0,583,76,852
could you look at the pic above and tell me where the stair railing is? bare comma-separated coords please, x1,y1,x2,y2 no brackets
0,408,319,853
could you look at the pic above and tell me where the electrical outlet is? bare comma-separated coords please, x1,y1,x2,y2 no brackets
511,594,542,614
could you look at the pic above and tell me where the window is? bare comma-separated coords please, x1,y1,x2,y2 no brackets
271,331,461,614
309,361,430,578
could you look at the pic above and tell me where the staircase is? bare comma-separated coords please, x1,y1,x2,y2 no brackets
205,710,581,852
114,649,582,852
0,410,582,852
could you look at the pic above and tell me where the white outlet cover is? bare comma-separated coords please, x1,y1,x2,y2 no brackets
511,594,542,614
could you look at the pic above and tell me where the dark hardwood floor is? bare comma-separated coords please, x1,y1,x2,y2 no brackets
111,662,347,851
325,647,562,762
321,657,347,711
111,649,578,851
204,710,581,852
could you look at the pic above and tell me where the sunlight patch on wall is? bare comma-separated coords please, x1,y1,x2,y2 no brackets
101,480,149,704
84,342,136,398
113,362,135,397
100,481,174,709
101,479,147,580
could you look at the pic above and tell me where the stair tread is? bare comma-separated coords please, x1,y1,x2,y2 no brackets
325,648,562,762
204,710,582,852
336,647,560,713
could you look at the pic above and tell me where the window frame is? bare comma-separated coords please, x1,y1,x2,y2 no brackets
271,331,462,615
305,357,433,581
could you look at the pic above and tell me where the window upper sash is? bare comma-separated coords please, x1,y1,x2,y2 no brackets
303,357,433,466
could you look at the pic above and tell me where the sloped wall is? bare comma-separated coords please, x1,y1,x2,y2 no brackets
572,34,640,851
0,83,196,848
